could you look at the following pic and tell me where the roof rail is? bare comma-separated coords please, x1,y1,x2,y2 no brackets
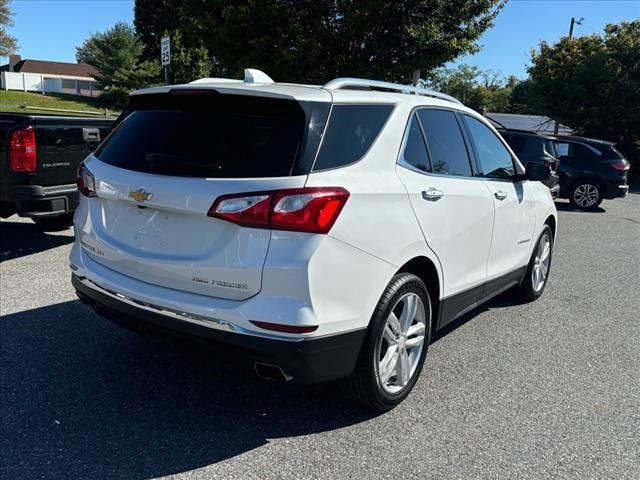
323,78,462,105
189,77,242,84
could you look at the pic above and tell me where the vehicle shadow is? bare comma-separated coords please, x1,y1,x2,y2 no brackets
0,218,74,262
432,290,522,343
0,301,377,479
553,201,605,213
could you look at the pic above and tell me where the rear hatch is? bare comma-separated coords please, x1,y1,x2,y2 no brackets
78,89,330,300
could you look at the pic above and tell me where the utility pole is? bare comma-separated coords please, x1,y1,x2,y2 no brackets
555,17,584,134
569,16,583,40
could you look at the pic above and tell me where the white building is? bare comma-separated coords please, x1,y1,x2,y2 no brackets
0,55,99,97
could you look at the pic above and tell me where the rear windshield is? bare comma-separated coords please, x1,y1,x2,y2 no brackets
544,139,557,157
94,94,307,178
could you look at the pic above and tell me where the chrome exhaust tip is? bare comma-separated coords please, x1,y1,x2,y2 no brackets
254,362,292,382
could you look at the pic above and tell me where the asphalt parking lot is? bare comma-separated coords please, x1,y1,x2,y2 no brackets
1,194,639,480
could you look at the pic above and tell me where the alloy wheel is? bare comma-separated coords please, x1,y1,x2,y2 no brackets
573,183,600,208
376,292,427,394
532,232,551,292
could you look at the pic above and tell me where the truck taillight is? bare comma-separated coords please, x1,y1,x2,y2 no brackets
77,163,97,197
208,187,350,234
9,126,37,173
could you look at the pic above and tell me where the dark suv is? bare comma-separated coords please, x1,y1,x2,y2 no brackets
498,129,560,197
545,136,630,210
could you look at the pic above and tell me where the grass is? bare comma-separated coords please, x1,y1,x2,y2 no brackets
0,90,119,117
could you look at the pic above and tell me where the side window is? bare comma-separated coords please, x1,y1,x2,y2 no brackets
400,114,430,172
313,104,394,171
464,115,515,179
417,109,472,176
555,142,569,158
568,142,600,161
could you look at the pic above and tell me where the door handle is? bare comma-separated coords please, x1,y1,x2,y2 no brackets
422,188,444,201
494,190,508,201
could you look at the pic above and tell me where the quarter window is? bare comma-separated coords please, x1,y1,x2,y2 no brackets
313,104,393,171
464,115,515,179
400,114,430,172
417,109,472,176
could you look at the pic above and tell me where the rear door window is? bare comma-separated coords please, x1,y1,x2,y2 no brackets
417,109,473,176
312,104,393,171
95,94,308,178
464,115,515,179
558,142,600,162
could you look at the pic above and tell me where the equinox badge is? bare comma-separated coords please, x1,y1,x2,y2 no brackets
128,189,153,202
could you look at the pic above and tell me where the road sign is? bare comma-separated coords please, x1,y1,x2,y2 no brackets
161,36,171,66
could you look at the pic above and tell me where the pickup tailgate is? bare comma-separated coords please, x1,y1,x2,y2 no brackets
31,116,112,186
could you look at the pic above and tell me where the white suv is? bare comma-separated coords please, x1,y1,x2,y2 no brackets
70,70,557,410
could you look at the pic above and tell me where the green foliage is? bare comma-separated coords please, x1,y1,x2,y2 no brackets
76,22,160,108
0,0,18,56
134,0,505,84
425,64,515,112
508,79,533,114
526,21,640,177
164,30,213,85
0,90,118,117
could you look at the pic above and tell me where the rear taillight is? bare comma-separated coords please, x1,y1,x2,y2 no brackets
77,163,97,197
9,126,37,173
208,187,349,234
611,161,630,172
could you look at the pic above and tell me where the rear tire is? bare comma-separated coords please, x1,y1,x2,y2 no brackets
32,212,74,231
344,273,431,411
569,180,603,210
514,225,553,302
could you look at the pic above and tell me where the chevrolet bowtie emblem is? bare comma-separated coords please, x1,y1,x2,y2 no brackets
128,189,153,202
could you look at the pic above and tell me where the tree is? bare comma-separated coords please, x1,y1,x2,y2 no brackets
162,30,213,84
525,21,640,176
0,0,17,56
508,79,532,113
76,23,160,107
425,64,514,112
134,0,505,84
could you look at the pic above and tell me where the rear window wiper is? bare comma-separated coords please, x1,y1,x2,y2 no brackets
145,153,223,172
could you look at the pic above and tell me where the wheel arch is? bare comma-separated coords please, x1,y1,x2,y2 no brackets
396,256,441,332
565,175,605,194
544,214,556,239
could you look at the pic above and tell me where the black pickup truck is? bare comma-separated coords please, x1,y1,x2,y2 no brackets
0,113,113,228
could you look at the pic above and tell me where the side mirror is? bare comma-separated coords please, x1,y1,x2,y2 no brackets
523,162,551,181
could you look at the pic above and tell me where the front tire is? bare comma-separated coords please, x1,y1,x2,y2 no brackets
569,180,603,210
344,273,431,411
515,225,553,302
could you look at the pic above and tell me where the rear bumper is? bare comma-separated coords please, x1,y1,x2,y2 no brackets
603,180,629,199
12,183,78,217
72,273,366,384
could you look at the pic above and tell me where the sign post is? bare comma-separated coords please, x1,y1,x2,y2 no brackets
160,36,171,85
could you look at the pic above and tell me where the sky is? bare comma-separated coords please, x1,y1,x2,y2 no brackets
2,0,639,79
